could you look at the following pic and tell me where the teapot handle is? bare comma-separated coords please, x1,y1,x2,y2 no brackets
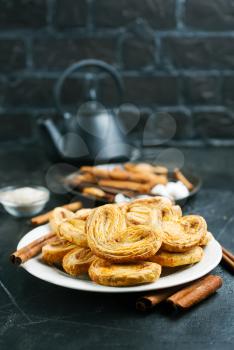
54,59,124,117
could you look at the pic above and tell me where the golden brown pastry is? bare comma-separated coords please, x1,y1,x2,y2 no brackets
42,240,76,266
86,204,162,262
162,215,207,252
199,231,213,246
49,207,75,234
148,174,168,186
69,172,97,186
153,166,168,176
74,208,93,221
124,163,168,176
88,258,162,286
108,169,165,185
127,196,172,209
126,205,161,226
80,165,154,183
126,196,172,228
129,163,155,173
98,179,151,193
164,205,182,221
79,166,94,173
123,162,137,171
82,187,106,198
151,246,204,267
43,196,212,289
62,247,95,276
58,218,87,247
90,167,109,178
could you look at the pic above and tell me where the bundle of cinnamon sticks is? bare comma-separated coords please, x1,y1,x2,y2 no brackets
10,232,58,265
136,275,223,312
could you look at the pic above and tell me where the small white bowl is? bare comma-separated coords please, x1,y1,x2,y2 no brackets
0,186,50,218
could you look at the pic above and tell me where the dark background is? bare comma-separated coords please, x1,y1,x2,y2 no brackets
0,3,234,349
1,0,234,146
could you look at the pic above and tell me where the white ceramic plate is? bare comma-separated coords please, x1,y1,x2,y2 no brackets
18,224,222,293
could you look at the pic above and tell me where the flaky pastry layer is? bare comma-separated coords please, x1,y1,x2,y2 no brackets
63,247,95,276
88,258,162,286
161,215,207,252
42,239,76,266
58,218,87,247
49,207,75,234
86,204,162,262
151,246,204,267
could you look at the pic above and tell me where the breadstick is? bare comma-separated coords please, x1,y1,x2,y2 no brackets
153,166,168,175
124,163,136,171
79,166,94,173
82,187,106,198
108,170,156,183
124,163,168,176
131,163,155,173
149,174,168,186
98,180,151,193
69,173,97,186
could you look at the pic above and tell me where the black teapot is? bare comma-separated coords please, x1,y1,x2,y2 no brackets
39,59,132,165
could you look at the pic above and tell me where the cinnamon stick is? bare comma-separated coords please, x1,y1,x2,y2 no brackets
174,168,194,191
30,201,82,225
167,275,222,309
222,246,234,261
10,232,58,265
221,246,234,273
136,287,179,311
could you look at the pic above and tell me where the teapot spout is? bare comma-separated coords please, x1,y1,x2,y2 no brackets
38,118,63,161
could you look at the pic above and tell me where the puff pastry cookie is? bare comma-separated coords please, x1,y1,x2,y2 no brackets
63,247,95,276
49,207,75,234
74,208,93,221
151,246,204,267
164,205,183,221
58,218,87,247
126,196,172,227
44,196,212,288
88,258,162,286
162,215,207,252
42,240,76,266
199,231,213,246
86,204,162,262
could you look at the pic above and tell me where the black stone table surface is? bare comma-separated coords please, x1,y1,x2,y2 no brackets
0,145,234,350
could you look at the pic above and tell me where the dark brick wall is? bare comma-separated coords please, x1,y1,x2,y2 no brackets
1,0,234,145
